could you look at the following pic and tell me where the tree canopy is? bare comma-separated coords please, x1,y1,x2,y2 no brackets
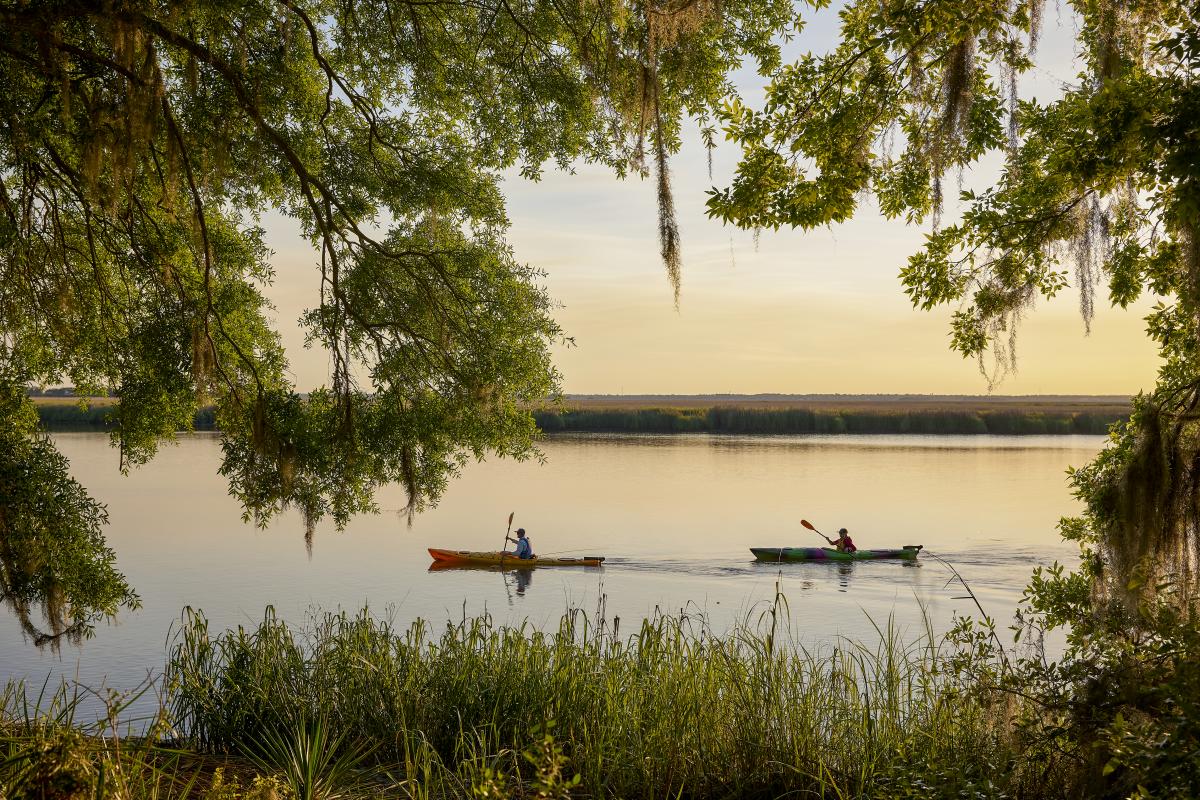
711,2,1200,793
712,0,1200,605
3,0,1200,790
0,0,794,642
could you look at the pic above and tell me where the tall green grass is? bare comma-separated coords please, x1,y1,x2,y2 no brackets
534,407,1122,435
0,680,209,799
166,600,1043,799
0,600,1060,798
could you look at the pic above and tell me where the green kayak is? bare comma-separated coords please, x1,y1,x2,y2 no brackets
751,545,923,562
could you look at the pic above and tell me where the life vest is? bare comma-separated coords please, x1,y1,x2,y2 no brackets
515,537,533,559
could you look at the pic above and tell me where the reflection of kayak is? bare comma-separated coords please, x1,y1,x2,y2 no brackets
427,561,536,573
428,548,605,567
751,546,923,562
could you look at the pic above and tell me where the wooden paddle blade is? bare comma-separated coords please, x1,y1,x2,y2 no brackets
508,511,515,525
801,519,816,530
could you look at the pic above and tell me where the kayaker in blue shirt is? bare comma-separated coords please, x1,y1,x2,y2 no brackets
506,528,534,559
823,528,857,553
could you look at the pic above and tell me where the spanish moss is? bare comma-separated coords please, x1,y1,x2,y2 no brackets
1065,194,1110,334
1027,0,1045,54
1097,400,1200,614
655,131,682,305
939,36,977,152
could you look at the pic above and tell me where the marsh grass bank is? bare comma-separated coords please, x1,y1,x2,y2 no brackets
34,397,216,431
35,396,1126,436
533,405,1123,434
3,600,1058,800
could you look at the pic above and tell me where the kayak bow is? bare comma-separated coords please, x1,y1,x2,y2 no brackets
750,545,923,562
428,548,605,568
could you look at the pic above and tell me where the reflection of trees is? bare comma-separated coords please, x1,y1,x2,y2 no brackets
0,389,138,647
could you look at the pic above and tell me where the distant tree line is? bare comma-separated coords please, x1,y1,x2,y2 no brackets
533,407,1123,435
37,403,1123,436
36,404,215,431
24,387,83,397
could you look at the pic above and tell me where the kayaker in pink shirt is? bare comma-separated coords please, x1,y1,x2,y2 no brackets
823,528,857,553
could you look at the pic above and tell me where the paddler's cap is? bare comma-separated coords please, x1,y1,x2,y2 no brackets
516,528,526,536
838,528,848,534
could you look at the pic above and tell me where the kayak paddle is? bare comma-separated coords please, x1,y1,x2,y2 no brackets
501,512,515,561
801,518,835,546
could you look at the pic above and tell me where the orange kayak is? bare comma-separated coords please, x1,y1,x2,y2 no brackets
428,548,605,568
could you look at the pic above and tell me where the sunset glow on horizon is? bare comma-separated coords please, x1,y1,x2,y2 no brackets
262,148,1159,397
260,8,1158,399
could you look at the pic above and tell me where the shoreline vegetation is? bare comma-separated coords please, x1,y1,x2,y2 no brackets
33,393,1131,436
1,600,1050,800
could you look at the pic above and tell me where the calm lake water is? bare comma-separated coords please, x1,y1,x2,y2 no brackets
2,432,1101,705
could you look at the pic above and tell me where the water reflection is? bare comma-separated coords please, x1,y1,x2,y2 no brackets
2,432,1101,712
750,557,923,595
425,563,540,600
511,569,533,596
836,563,854,592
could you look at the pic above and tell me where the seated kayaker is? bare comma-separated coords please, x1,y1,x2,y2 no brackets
506,528,535,559
823,528,857,553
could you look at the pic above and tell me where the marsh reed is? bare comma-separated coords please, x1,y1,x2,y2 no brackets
162,595,1031,799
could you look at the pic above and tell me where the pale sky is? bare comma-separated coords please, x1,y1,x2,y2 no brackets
262,8,1160,397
